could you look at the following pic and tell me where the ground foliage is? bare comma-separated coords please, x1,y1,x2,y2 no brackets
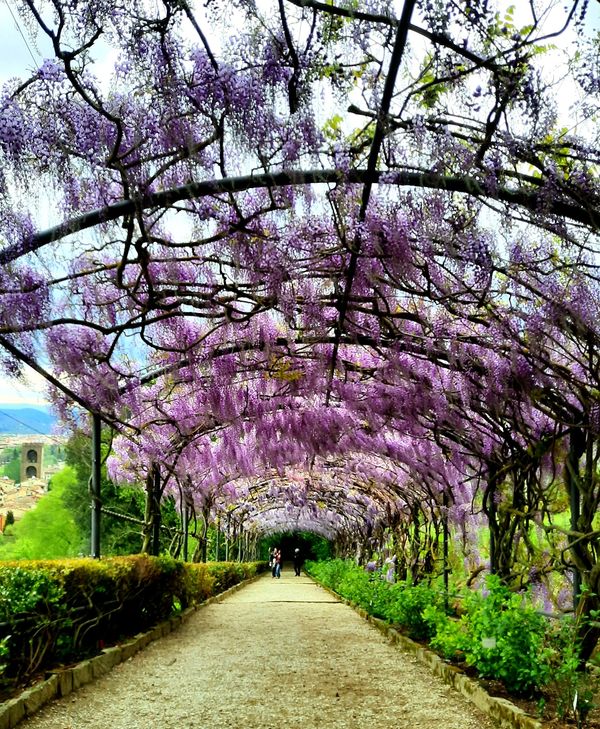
0,450,20,484
307,559,597,724
0,466,81,559
62,430,180,556
0,556,265,692
1,0,600,660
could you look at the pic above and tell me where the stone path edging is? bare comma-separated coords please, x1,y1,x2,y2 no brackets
312,578,543,729
0,572,264,729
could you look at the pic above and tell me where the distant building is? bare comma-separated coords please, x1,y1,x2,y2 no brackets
0,478,45,523
0,440,63,527
0,476,16,494
43,463,64,481
20,442,44,483
20,477,47,495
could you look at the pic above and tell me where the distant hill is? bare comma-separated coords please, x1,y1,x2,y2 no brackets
0,407,56,435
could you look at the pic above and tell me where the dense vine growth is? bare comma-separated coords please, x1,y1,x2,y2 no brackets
1,0,600,657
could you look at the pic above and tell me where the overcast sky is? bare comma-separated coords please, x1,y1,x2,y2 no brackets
0,371,49,407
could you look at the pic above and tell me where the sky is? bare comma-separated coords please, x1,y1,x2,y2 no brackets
0,368,49,407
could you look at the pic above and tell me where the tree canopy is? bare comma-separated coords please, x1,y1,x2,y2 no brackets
1,0,600,634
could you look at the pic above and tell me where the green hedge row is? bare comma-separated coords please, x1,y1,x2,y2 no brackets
306,559,578,701
0,557,267,687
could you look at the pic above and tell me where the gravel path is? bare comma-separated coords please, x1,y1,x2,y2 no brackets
20,570,495,729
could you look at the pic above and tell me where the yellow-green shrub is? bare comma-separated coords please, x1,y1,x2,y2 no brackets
0,557,267,687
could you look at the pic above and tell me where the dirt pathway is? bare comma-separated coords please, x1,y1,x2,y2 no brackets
20,569,495,729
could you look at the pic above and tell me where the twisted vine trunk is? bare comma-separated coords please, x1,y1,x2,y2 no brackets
483,458,530,584
565,427,600,664
409,504,422,585
141,463,162,556
191,506,210,562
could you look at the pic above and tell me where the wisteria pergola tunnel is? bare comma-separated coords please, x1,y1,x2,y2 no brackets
1,0,600,655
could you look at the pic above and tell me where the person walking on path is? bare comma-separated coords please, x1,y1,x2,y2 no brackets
293,547,303,576
274,547,282,578
270,547,278,578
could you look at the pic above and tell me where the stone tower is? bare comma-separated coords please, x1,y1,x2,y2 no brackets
20,442,44,483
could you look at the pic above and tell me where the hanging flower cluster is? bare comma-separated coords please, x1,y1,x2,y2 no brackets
0,2,599,616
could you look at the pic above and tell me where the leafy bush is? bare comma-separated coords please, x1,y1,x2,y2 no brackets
337,567,372,608
426,607,468,661
0,566,65,617
0,557,265,686
385,581,442,641
428,575,555,696
208,562,255,593
306,558,350,593
368,578,400,619
182,563,216,605
0,566,67,678
308,560,558,697
306,559,442,638
446,575,552,696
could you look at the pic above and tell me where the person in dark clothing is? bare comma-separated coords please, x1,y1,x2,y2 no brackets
293,547,303,576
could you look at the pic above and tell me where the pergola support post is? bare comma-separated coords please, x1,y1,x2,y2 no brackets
442,491,449,612
570,474,582,611
90,412,102,559
183,505,189,562
151,464,161,556
215,517,220,561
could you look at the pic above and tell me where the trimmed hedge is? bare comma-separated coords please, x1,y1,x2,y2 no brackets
306,559,565,697
0,557,267,686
